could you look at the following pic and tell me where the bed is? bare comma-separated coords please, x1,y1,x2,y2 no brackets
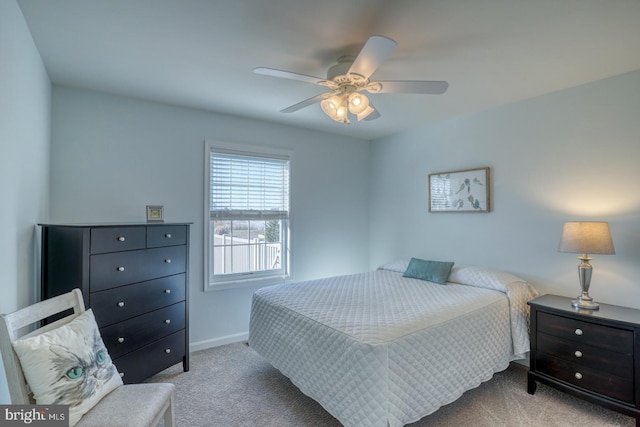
248,260,539,427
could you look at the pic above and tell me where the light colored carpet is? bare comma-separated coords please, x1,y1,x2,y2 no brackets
147,342,635,426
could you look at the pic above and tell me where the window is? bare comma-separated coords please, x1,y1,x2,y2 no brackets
204,141,291,291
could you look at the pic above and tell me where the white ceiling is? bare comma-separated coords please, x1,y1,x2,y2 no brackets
17,0,640,140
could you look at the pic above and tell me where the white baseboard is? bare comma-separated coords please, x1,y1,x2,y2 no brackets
189,332,249,353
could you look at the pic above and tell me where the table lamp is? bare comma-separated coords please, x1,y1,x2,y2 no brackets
558,221,615,310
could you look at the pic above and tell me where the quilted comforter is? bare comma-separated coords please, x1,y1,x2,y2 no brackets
249,264,538,427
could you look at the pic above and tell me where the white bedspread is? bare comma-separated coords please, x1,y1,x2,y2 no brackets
249,267,537,427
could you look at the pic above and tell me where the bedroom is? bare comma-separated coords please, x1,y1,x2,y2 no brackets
2,0,640,425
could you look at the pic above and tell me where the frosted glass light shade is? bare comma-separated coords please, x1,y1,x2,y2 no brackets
348,92,370,114
356,105,375,121
320,95,342,120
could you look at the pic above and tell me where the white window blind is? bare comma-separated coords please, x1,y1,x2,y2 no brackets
210,152,290,220
204,142,292,291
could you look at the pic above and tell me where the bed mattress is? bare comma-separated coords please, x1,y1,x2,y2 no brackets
249,266,537,427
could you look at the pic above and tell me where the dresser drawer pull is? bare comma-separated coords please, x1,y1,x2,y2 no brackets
165,233,172,238
574,350,583,358
117,236,126,242
165,348,171,354
117,301,125,307
117,266,125,272
164,289,172,294
574,328,583,336
164,259,172,264
574,372,583,380
117,337,125,343
164,319,171,324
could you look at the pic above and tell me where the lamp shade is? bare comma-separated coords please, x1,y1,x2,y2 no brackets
558,222,615,254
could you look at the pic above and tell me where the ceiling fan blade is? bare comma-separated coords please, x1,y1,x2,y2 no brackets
376,80,449,95
253,67,325,85
347,36,397,80
280,93,326,113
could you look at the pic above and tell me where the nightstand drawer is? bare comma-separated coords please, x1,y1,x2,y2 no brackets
537,332,633,377
537,353,634,403
537,311,633,353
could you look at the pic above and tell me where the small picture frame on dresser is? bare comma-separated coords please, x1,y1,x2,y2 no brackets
146,205,164,223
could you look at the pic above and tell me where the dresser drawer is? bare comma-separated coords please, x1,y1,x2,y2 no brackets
537,312,633,353
537,332,633,377
113,330,186,384
100,302,185,359
147,225,187,248
537,353,634,403
90,246,187,291
90,227,146,254
90,274,185,326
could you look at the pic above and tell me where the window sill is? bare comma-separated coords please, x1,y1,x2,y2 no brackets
205,275,290,292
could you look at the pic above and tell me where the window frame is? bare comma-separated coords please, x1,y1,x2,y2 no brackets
203,140,293,291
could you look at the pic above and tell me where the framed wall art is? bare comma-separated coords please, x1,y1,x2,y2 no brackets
146,205,164,222
429,167,490,212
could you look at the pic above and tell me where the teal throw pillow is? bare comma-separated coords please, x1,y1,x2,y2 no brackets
403,258,454,284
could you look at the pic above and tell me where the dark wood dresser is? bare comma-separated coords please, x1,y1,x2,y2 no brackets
39,222,190,384
528,294,640,425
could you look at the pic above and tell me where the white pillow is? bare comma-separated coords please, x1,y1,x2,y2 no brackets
377,259,410,273
447,265,527,292
12,309,123,426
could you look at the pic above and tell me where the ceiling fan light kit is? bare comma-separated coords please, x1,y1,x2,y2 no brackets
254,35,448,124
320,86,374,123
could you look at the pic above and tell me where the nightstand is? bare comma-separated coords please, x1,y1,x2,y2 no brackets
528,294,640,425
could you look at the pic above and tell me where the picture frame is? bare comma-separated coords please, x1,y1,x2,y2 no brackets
146,205,164,222
429,167,490,212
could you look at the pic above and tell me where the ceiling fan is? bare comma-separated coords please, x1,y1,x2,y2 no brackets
253,35,448,124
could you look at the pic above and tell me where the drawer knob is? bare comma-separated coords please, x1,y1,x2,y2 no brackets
164,289,172,294
164,259,172,264
117,266,125,272
574,350,583,358
165,349,171,354
164,319,171,324
575,372,583,380
117,236,125,242
117,337,125,343
165,233,172,238
574,328,583,336
117,301,125,307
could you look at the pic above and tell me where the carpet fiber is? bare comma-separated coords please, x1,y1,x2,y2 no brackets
147,342,635,426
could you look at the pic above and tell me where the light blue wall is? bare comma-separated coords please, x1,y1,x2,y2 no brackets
369,70,640,307
50,87,370,349
4,0,640,401
0,0,51,403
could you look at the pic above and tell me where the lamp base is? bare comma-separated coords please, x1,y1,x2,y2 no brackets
572,294,600,310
